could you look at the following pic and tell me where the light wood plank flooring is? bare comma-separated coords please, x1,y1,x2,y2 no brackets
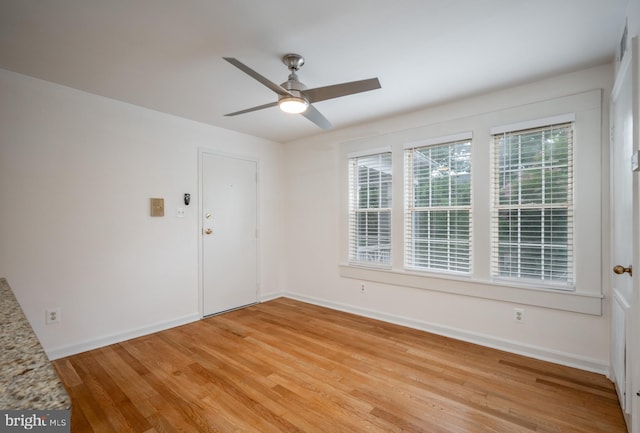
53,298,626,433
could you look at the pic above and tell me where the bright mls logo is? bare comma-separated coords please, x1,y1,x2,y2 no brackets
0,410,70,432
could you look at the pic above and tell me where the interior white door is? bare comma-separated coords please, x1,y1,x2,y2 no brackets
201,152,258,316
610,37,637,432
630,37,640,433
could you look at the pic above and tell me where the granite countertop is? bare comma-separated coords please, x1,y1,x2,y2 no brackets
0,278,71,410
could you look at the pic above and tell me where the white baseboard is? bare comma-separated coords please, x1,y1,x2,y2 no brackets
47,293,609,376
259,290,285,303
46,313,201,360
284,292,609,375
47,291,286,360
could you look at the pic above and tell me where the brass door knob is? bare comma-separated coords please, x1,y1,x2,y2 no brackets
204,228,213,235
613,265,632,276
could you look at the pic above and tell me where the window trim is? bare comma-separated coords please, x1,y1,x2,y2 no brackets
403,132,473,149
339,264,602,314
489,113,576,136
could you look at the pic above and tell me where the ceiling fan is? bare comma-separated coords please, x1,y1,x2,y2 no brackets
223,54,381,130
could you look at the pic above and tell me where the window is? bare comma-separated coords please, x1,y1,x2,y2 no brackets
404,137,472,273
491,121,574,287
348,152,392,266
341,92,601,314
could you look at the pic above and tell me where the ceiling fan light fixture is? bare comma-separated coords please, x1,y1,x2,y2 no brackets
279,96,308,114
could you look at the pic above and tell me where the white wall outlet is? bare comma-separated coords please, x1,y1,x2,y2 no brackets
176,207,185,218
514,308,525,323
46,307,61,325
360,284,366,293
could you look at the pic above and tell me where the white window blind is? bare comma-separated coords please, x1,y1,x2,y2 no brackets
348,152,392,266
404,138,472,273
491,122,574,286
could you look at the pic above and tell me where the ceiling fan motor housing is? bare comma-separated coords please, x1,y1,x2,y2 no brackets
280,68,308,107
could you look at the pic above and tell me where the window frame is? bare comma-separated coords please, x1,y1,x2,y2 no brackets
404,133,473,275
490,114,576,290
347,149,393,268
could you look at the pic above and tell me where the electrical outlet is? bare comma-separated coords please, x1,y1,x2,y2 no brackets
360,284,366,293
46,307,61,325
514,308,525,323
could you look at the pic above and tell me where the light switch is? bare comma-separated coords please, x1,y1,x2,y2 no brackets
150,198,164,217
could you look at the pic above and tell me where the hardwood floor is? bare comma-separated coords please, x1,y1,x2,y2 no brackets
53,298,626,433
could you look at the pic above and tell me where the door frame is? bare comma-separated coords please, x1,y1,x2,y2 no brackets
198,148,261,318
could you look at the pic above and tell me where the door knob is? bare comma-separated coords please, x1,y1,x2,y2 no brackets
204,228,213,235
613,265,632,276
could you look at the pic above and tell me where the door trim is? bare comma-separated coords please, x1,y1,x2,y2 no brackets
198,148,261,318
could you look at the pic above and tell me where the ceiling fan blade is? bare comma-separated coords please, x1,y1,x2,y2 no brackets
223,57,293,97
224,101,278,116
302,104,332,130
302,78,381,103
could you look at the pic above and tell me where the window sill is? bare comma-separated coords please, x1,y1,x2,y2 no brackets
339,264,602,315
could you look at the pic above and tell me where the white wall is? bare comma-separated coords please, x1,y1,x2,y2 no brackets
283,64,614,373
0,61,618,374
0,68,285,358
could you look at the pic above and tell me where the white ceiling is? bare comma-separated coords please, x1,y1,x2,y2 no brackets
0,0,628,143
